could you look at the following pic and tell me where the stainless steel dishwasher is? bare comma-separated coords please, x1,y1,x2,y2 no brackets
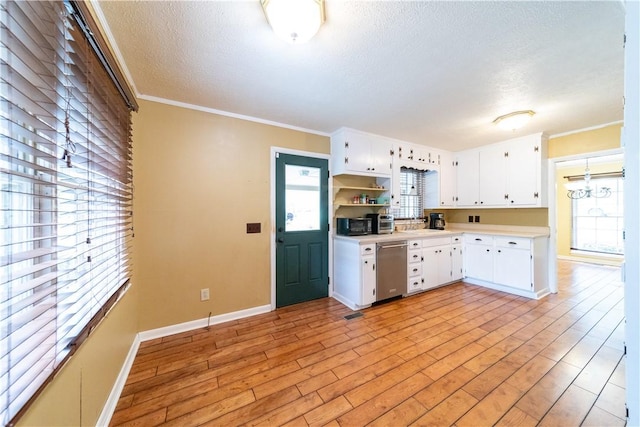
376,241,408,302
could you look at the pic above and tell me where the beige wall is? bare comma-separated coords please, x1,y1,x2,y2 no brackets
18,287,139,426
548,123,622,158
428,208,549,227
133,100,330,331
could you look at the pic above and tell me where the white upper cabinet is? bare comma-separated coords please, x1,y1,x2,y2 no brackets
456,150,480,206
478,145,507,206
454,132,548,208
438,150,457,208
331,128,393,177
505,134,548,206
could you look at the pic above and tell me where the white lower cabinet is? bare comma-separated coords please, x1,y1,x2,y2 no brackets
334,239,377,309
422,243,452,290
407,235,463,294
494,237,532,290
361,251,377,306
407,239,423,293
464,235,494,282
463,233,549,299
451,238,463,281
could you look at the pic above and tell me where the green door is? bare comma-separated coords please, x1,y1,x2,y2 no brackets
275,153,329,307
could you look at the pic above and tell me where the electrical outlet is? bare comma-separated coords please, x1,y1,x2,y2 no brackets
468,215,473,223
200,288,210,301
246,223,261,233
474,215,480,223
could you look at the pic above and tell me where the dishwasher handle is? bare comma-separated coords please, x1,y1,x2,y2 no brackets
377,242,408,250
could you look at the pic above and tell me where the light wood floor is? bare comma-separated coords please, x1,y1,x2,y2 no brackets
111,260,626,426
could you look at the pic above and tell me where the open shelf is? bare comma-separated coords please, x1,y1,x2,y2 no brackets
334,186,387,192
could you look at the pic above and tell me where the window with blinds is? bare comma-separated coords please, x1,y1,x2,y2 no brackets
1,1,135,424
398,167,425,219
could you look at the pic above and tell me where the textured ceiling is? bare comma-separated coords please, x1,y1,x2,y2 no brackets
95,0,625,151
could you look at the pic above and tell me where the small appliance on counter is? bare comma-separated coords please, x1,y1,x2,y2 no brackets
336,217,372,236
366,213,394,234
429,212,446,230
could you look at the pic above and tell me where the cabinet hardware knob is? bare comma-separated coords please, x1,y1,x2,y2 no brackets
486,249,490,252
508,241,517,245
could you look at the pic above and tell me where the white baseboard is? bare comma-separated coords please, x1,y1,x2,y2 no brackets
138,304,272,342
463,278,549,300
557,254,624,267
98,304,272,425
96,333,141,426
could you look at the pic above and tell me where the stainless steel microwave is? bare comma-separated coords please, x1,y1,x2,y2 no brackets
336,217,372,236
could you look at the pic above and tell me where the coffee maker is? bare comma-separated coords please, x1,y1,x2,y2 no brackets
429,212,445,230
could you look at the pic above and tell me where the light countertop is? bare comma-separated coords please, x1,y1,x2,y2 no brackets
334,223,549,243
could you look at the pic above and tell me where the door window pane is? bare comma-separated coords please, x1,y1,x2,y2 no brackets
285,165,320,231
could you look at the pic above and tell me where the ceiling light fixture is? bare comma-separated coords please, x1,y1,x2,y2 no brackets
261,0,325,44
493,110,535,131
564,158,612,199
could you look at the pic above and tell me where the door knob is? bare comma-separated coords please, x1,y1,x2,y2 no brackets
277,238,284,243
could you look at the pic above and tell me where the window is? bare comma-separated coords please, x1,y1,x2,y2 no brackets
1,1,136,424
398,167,425,219
571,176,624,255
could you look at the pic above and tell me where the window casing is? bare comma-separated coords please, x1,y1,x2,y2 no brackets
1,1,135,424
571,176,624,255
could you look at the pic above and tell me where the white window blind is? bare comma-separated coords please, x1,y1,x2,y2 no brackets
398,167,425,219
1,1,135,424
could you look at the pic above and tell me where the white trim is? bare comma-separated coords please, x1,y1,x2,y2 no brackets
138,304,272,342
270,148,332,311
139,95,330,137
547,147,624,294
96,334,141,427
557,254,623,267
549,121,624,139
88,1,139,96
99,304,272,425
463,278,550,300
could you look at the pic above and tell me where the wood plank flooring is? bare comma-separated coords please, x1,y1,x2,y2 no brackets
111,261,626,426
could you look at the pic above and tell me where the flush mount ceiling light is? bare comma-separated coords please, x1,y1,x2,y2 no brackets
261,0,325,44
493,110,535,131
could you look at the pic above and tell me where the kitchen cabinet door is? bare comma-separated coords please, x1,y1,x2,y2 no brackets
479,145,507,206
506,139,541,206
331,129,392,177
361,255,377,305
464,241,493,282
370,138,393,175
344,132,372,174
451,243,463,281
494,238,533,290
422,244,451,289
494,247,531,290
439,151,457,207
456,151,479,206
